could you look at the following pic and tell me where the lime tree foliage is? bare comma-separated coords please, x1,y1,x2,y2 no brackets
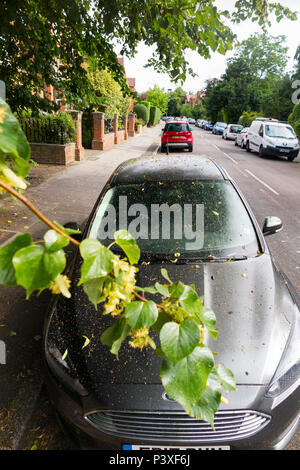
0,0,297,114
204,33,295,123
0,97,236,426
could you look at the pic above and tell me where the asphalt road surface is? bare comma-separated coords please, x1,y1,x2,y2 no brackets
4,125,300,450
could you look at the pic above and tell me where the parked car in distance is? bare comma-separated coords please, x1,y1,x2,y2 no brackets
235,127,249,149
195,119,202,127
187,118,195,125
200,120,208,129
223,124,244,140
204,121,213,131
212,122,227,135
161,120,193,152
44,154,300,450
246,118,300,162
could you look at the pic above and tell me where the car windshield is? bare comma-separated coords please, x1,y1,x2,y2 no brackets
165,123,190,132
216,122,227,127
89,181,259,260
231,125,243,133
265,124,296,139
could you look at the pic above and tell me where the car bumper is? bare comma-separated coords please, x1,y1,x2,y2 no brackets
265,146,299,158
44,363,300,450
162,142,191,148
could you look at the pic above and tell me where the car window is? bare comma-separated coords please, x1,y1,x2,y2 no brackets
165,123,190,132
89,181,259,259
231,125,243,133
265,124,296,139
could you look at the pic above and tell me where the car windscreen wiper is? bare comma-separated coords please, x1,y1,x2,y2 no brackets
139,253,248,263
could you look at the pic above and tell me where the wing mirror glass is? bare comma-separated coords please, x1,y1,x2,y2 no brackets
262,217,283,236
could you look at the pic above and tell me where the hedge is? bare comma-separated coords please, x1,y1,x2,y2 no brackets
133,103,149,125
148,106,161,126
19,112,76,145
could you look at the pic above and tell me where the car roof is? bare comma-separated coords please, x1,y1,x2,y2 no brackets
165,120,188,124
109,155,229,185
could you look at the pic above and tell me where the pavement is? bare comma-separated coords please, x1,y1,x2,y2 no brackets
0,125,161,450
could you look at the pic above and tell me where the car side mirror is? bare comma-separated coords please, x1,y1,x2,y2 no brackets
64,221,83,242
262,217,283,236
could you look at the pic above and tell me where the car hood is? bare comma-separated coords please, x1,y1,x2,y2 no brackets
50,253,296,397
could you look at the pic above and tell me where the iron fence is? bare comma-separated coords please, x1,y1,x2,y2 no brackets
19,116,75,145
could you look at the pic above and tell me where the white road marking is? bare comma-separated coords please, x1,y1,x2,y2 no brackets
211,144,239,165
244,169,280,196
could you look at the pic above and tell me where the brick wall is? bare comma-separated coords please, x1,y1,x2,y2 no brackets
30,143,75,165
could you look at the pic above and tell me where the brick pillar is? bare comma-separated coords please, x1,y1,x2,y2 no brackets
123,115,128,140
128,113,135,137
68,110,84,161
92,112,105,150
114,114,119,144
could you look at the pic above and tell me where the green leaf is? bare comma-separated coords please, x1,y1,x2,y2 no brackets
101,318,130,358
82,277,105,308
54,221,81,236
114,230,140,265
135,285,158,294
161,268,172,283
195,301,218,338
0,233,32,286
160,345,215,414
216,364,236,392
160,319,200,364
155,282,169,297
0,99,20,157
191,367,222,429
125,300,158,330
12,245,65,297
179,285,199,314
79,239,113,284
44,230,69,253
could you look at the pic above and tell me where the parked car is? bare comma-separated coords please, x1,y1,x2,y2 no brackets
160,121,193,152
235,127,249,149
44,154,300,450
200,120,208,129
204,121,213,131
246,118,299,162
212,122,227,135
223,124,244,140
187,118,195,125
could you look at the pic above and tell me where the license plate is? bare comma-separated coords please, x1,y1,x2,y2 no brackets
173,136,184,139
123,445,230,450
280,149,289,153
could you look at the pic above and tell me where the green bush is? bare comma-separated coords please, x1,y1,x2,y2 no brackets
19,112,76,144
133,103,149,124
238,111,263,127
288,103,300,136
148,106,161,126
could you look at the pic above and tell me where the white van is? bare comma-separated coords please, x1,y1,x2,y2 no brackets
246,118,299,162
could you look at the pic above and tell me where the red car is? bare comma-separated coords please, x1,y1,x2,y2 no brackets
161,121,193,152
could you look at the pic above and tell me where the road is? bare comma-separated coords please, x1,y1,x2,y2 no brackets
2,124,300,450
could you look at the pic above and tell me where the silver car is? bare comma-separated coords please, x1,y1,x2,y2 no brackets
235,127,249,149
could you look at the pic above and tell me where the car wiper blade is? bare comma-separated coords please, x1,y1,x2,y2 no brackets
139,253,248,263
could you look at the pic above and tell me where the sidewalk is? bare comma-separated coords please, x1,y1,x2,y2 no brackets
0,124,161,449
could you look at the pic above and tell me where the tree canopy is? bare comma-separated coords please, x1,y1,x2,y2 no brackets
0,0,297,113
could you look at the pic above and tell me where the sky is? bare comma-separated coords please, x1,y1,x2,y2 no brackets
120,0,300,94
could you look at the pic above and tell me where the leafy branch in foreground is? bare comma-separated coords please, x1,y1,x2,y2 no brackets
0,97,236,427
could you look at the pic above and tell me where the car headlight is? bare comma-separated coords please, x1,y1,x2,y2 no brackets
45,300,88,397
266,312,300,404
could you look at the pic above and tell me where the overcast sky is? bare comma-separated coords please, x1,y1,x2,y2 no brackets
121,0,300,94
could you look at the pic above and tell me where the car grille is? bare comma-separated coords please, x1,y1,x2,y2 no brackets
84,410,271,443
